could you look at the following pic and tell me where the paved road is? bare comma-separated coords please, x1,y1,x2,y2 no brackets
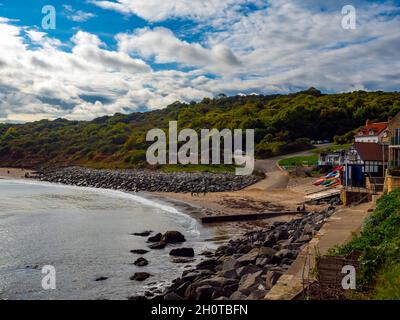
247,144,332,191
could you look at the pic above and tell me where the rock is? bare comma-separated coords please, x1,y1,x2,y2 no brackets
263,234,276,247
134,257,149,267
238,271,264,295
174,282,191,297
303,223,314,234
182,272,202,282
230,291,247,300
277,229,290,240
219,269,238,279
297,234,312,243
131,231,152,237
130,249,149,254
95,276,108,281
196,259,219,270
274,249,293,260
198,277,238,288
199,250,214,257
148,233,162,243
169,247,195,257
236,248,260,265
128,295,147,300
256,257,270,267
130,272,152,281
195,285,214,300
149,241,167,249
236,265,261,278
211,288,227,300
258,247,276,258
220,257,239,271
172,258,194,264
246,289,267,300
162,231,186,243
265,270,283,289
164,292,183,300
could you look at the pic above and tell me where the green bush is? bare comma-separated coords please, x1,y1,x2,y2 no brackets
336,189,400,297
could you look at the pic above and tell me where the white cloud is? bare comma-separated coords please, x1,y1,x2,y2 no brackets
63,5,96,22
91,0,254,22
117,27,241,74
0,0,400,122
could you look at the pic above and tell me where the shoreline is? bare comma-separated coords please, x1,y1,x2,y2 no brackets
1,166,338,300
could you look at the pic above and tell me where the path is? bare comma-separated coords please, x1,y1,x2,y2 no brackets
246,144,332,191
265,201,372,300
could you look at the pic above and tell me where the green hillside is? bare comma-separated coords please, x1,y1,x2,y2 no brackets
1,88,400,169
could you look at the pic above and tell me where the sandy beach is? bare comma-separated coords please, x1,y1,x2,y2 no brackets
0,167,34,179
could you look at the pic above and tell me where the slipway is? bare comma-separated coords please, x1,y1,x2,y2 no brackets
304,188,341,203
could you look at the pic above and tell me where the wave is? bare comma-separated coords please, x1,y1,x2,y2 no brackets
0,178,201,236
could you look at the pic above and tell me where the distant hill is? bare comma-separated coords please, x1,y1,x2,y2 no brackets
1,89,400,169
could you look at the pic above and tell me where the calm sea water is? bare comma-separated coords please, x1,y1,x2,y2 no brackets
0,179,221,300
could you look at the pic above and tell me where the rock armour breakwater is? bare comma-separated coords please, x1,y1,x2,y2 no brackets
142,206,336,300
34,167,261,193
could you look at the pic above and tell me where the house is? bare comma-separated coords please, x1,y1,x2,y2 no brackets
344,142,388,189
318,150,346,168
354,120,389,143
385,114,400,169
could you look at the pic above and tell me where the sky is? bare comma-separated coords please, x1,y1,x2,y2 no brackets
0,0,399,122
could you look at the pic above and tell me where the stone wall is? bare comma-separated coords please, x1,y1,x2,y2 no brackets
384,174,400,193
341,189,370,206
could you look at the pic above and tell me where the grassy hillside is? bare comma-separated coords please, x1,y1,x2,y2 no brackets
335,189,400,299
1,88,400,169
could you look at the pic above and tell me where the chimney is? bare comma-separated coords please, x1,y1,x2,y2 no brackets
388,116,393,122
366,119,371,126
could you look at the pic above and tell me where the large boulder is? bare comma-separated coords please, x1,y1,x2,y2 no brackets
134,257,149,267
148,233,162,243
236,264,261,278
195,285,214,300
170,247,195,257
196,259,219,270
246,289,267,300
130,272,152,281
238,271,264,295
164,292,183,300
219,269,238,279
149,241,167,249
162,231,186,244
258,247,276,258
236,248,260,266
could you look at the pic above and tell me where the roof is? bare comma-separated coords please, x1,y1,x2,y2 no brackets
355,121,388,137
353,142,388,161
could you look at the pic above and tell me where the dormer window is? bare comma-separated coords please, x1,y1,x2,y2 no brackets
369,129,375,135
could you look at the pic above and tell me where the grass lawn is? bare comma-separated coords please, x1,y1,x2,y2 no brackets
311,143,351,154
159,164,236,173
278,154,318,168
